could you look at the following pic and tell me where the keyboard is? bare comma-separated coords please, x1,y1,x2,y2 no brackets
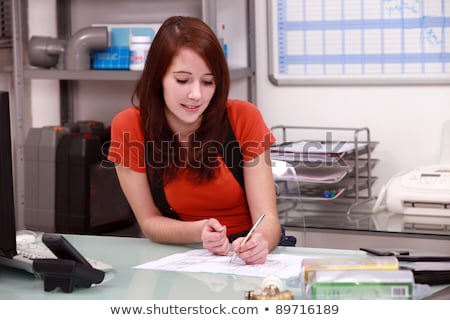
0,232,113,276
17,241,113,271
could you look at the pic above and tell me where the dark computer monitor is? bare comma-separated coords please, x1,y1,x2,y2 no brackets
0,90,17,258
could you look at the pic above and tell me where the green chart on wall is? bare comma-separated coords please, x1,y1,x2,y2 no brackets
268,0,450,85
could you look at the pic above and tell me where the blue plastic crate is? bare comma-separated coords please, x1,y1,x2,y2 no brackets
92,47,130,70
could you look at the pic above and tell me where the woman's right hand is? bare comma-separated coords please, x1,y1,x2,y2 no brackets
201,218,230,256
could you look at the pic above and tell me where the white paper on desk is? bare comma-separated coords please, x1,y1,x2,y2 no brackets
134,249,303,279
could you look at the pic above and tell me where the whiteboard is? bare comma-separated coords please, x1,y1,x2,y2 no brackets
267,0,450,85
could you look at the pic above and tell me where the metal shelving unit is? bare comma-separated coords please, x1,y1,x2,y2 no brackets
11,0,256,229
23,67,253,81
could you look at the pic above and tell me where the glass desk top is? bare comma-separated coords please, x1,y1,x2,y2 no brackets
0,234,447,300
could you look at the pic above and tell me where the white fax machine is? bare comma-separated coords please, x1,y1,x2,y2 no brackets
374,164,450,217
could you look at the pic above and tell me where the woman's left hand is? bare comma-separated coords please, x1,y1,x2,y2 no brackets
232,232,269,264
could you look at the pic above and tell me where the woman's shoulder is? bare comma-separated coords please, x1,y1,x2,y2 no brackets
225,99,270,139
225,100,274,159
226,99,258,112
226,99,261,120
111,106,141,127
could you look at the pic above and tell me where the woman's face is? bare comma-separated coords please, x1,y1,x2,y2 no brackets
162,47,216,138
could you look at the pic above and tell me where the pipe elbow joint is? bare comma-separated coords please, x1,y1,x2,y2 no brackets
65,26,109,71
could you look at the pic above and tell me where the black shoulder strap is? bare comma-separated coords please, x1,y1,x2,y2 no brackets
223,113,245,191
147,111,244,219
149,168,181,220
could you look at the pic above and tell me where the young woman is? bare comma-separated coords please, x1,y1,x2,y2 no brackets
108,16,282,264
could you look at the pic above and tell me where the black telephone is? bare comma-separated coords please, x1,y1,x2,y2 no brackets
42,233,92,266
33,233,105,293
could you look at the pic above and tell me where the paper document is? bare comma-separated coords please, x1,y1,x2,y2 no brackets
296,166,349,183
134,249,305,279
272,141,367,154
271,141,369,163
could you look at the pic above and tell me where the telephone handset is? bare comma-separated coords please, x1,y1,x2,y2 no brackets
32,233,105,293
41,233,92,267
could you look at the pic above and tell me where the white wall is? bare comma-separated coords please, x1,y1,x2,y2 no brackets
254,2,450,195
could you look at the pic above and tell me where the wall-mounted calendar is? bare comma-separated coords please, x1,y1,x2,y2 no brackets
268,0,450,85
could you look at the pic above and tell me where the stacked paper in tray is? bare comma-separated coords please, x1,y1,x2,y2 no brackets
300,256,415,299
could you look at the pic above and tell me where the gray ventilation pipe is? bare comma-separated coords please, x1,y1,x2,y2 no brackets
65,26,109,71
28,36,66,69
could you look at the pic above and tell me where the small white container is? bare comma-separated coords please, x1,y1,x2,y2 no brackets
129,35,151,71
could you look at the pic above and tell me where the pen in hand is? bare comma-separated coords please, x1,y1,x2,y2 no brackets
230,213,266,263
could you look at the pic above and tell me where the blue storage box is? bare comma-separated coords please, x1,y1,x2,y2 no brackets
92,47,130,70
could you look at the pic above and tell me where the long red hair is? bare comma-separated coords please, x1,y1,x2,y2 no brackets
132,16,231,183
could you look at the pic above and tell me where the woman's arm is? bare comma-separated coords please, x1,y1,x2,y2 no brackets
234,149,281,263
114,163,208,244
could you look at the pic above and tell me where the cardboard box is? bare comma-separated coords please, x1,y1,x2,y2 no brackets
309,269,414,300
301,256,399,285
